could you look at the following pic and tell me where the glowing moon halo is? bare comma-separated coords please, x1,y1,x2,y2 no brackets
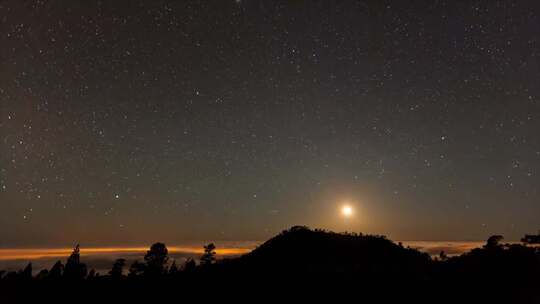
341,205,353,218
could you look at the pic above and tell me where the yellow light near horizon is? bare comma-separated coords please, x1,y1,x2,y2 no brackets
341,205,353,217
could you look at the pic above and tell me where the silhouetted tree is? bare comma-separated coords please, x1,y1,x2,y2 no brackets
87,269,97,279
168,260,178,275
289,225,310,233
35,269,48,280
439,251,448,261
521,231,540,245
48,260,64,279
200,243,216,266
485,235,504,249
64,244,87,280
129,260,146,277
144,242,169,275
183,258,196,272
109,258,126,278
5,271,18,281
20,263,32,280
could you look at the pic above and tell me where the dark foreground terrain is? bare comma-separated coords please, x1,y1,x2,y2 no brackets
1,226,539,303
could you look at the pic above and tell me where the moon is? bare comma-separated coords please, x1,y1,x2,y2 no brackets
341,205,353,218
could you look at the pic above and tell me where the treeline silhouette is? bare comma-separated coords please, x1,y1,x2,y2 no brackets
1,226,539,303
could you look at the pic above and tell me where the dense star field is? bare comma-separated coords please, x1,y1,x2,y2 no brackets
1,1,540,247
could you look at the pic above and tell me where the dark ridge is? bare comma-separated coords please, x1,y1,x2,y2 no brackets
218,226,430,277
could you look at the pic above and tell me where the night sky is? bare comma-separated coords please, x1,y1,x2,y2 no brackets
1,1,540,247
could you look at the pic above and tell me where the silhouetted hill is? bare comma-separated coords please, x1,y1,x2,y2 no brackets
217,226,431,278
1,226,540,303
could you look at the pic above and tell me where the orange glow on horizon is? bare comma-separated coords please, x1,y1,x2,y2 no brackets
0,246,253,261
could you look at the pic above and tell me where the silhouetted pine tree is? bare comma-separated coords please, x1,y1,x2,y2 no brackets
109,258,126,278
20,263,32,280
144,243,169,275
48,260,64,279
200,243,216,266
64,244,87,280
168,260,178,275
